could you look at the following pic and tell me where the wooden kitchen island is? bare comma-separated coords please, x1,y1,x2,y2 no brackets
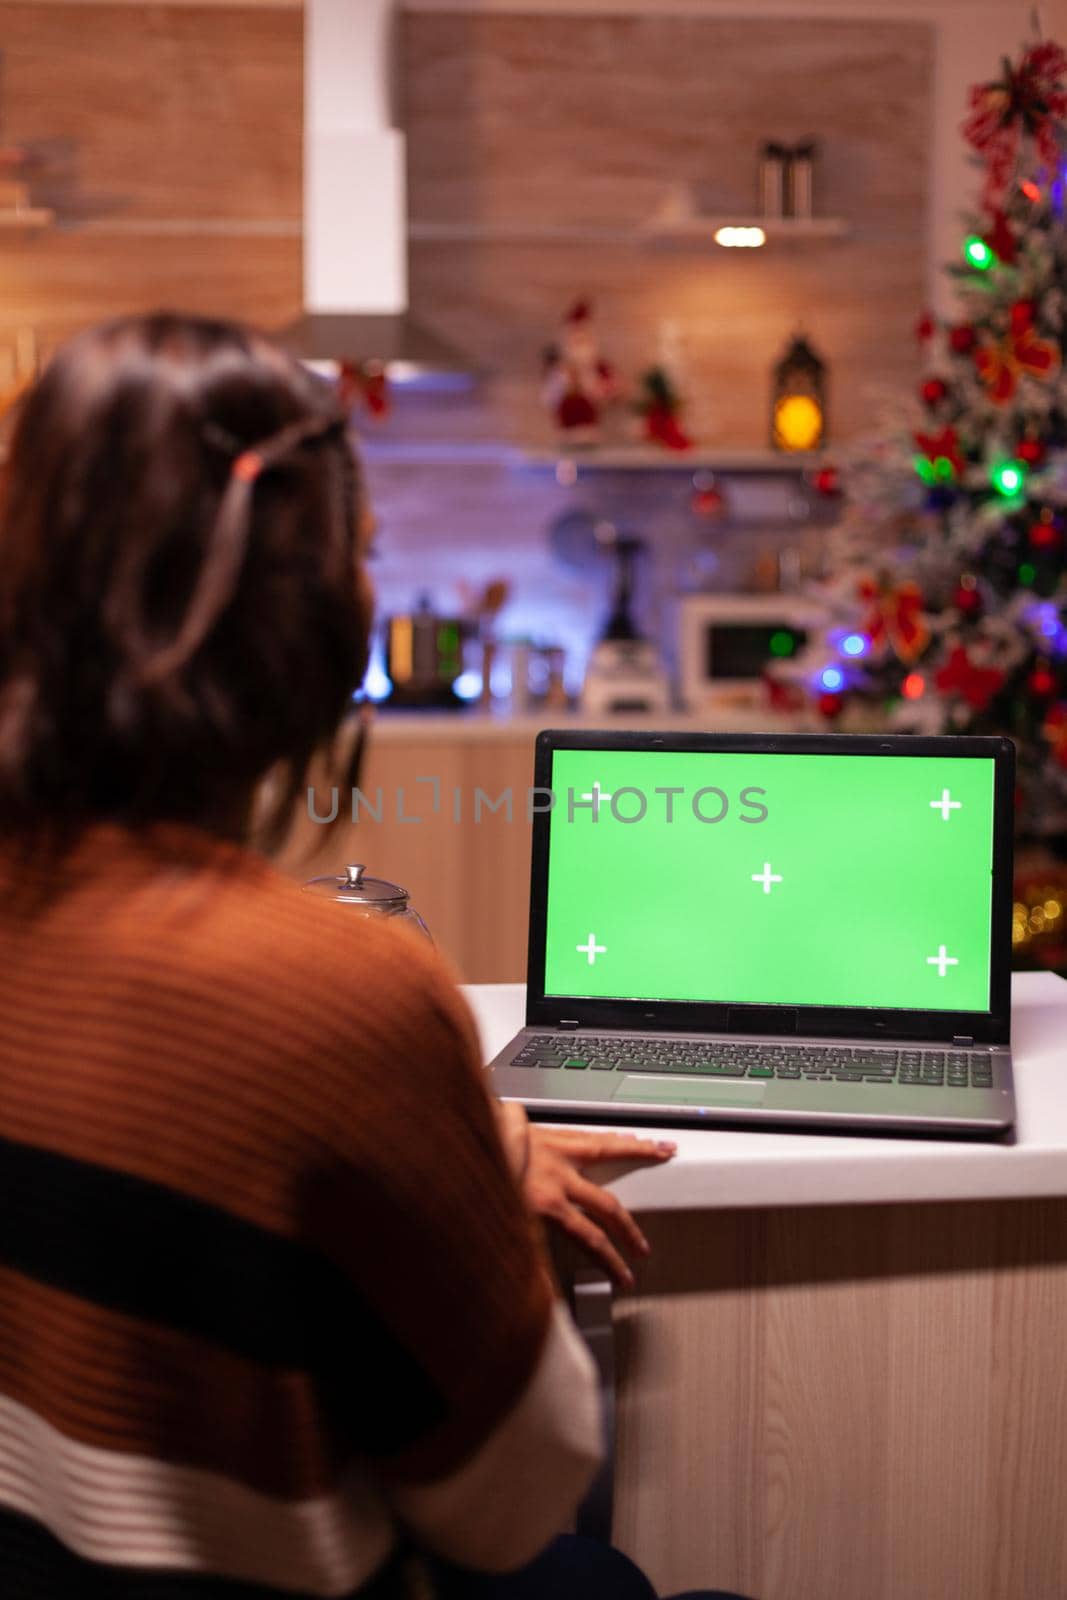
466,975,1067,1600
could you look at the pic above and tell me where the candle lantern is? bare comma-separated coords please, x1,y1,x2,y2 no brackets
771,333,828,452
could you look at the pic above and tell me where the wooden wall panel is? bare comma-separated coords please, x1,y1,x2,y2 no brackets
403,12,933,445
0,2,303,352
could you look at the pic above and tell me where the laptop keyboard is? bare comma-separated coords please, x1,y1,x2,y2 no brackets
512,1036,995,1089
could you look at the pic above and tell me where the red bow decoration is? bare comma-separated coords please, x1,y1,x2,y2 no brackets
858,577,929,664
962,42,1067,204
935,645,1005,712
975,302,1061,403
914,426,965,479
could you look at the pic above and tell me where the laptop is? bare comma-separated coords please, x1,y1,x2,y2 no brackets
487,730,1016,1136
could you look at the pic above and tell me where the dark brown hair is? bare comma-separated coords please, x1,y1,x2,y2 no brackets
0,311,368,849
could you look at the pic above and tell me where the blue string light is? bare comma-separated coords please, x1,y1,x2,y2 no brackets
819,666,845,692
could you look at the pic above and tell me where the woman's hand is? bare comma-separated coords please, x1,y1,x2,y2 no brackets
522,1125,676,1290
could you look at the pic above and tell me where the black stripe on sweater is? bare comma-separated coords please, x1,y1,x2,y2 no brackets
0,1133,443,1457
0,1503,415,1600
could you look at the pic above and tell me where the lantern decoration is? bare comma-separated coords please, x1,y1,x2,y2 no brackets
771,334,827,453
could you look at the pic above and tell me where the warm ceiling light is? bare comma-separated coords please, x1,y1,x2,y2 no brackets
714,225,767,248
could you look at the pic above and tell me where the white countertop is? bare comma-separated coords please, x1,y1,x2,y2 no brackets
367,706,820,742
461,972,1067,1213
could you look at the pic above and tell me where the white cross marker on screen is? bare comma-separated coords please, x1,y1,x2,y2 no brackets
930,789,962,821
751,863,783,894
581,782,613,817
926,945,959,977
577,934,607,965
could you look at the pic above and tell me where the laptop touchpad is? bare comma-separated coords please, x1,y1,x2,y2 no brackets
613,1075,768,1104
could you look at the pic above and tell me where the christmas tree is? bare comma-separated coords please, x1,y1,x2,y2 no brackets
774,38,1067,844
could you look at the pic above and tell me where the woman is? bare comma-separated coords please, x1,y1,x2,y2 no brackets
0,312,684,1599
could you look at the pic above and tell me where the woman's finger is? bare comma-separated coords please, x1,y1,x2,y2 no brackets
565,1172,650,1258
550,1200,634,1290
539,1129,676,1166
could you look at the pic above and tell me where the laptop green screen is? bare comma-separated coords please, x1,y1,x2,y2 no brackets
543,749,996,1012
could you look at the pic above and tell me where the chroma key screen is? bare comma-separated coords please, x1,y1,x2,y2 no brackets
543,749,996,1012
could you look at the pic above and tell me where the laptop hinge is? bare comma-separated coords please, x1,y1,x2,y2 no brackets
558,1019,581,1030
952,1034,974,1046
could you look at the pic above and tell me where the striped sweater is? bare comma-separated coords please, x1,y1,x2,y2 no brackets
0,823,601,1599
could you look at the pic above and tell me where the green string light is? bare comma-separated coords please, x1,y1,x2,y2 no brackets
1019,562,1037,585
914,455,937,485
963,235,996,271
992,460,1027,498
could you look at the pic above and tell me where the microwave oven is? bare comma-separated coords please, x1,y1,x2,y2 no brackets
676,592,828,709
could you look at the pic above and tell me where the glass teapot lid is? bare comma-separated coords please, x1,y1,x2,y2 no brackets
302,862,410,910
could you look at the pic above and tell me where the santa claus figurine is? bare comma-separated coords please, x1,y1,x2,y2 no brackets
541,300,620,444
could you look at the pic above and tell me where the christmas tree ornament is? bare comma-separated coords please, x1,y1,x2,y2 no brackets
915,311,936,344
949,323,978,355
954,575,983,617
902,672,926,700
1017,437,1047,467
920,377,950,408
934,644,1005,711
1028,660,1058,698
817,691,844,719
771,334,827,452
1030,509,1062,547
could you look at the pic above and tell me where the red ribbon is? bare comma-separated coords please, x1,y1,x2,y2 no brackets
975,303,1061,404
858,577,929,664
962,42,1067,204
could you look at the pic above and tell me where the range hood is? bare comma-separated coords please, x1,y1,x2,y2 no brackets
280,0,471,384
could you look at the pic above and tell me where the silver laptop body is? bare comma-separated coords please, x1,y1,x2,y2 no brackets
487,731,1016,1137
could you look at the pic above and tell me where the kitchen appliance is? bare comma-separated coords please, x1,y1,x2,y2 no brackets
382,598,469,708
677,591,828,710
302,862,431,940
581,533,670,715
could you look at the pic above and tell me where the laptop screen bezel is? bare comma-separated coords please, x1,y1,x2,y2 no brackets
525,729,1015,1044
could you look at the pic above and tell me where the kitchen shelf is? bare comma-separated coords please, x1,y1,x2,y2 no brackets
0,206,54,232
518,446,826,475
407,216,849,247
644,214,850,247
354,439,828,473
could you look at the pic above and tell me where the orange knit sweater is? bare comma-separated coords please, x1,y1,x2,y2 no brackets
0,823,600,1599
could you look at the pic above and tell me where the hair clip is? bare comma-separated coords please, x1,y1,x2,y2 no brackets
233,450,265,484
